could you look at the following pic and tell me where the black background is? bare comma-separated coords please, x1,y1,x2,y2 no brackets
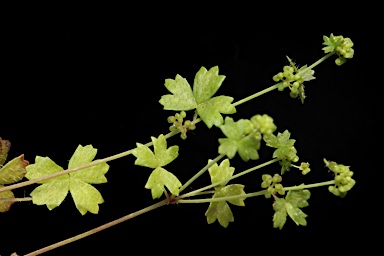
1,9,378,256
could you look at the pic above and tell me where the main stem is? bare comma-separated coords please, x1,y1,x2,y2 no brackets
23,199,167,256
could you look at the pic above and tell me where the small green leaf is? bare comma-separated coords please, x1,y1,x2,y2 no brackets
208,159,235,188
264,130,297,161
219,117,245,140
273,198,287,229
237,134,260,162
205,200,234,228
159,75,197,110
219,117,260,161
152,135,179,167
272,189,310,229
145,167,182,199
0,185,15,212
216,184,246,206
196,96,236,128
132,143,158,168
205,184,245,228
132,134,179,169
69,178,104,215
218,138,238,159
193,66,226,104
285,203,307,226
0,155,28,185
299,65,315,82
286,189,310,208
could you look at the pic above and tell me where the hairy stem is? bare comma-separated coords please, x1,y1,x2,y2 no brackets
22,199,167,256
177,180,335,203
177,158,279,199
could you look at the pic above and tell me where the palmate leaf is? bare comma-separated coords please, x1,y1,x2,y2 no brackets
132,134,181,199
25,145,109,215
159,66,236,128
206,160,245,228
264,130,296,161
218,117,261,161
272,189,310,229
145,167,182,199
205,184,246,228
207,159,235,188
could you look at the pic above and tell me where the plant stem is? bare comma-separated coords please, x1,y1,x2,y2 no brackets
177,180,335,204
23,199,167,256
232,84,280,107
178,154,225,194
177,158,279,199
0,131,180,194
231,52,334,108
0,197,32,202
299,52,334,74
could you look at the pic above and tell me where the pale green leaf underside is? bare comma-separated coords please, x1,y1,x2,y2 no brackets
30,178,70,210
25,156,65,184
145,167,182,199
159,75,197,110
208,159,234,187
193,66,226,104
69,178,104,215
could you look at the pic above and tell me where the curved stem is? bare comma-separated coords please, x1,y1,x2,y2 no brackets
0,131,180,194
179,154,225,194
232,84,280,107
23,199,167,256
177,158,279,200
